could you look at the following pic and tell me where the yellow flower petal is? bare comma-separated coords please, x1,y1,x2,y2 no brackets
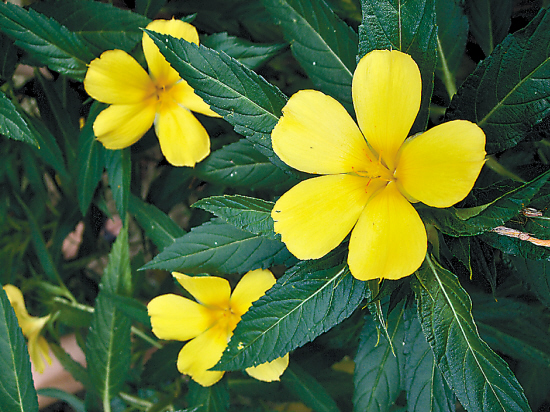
348,182,427,280
3,284,31,320
246,353,289,382
143,19,199,87
230,269,276,317
177,323,228,387
170,81,220,117
155,100,211,167
395,120,486,207
173,273,231,310
352,50,421,171
93,101,156,149
272,174,385,260
84,50,155,105
272,90,375,175
148,294,215,341
29,334,52,374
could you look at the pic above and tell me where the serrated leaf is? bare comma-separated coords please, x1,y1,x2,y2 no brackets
412,255,531,412
129,194,185,251
0,287,39,412
193,195,278,240
510,257,550,308
0,90,38,147
216,257,367,370
101,225,132,297
141,218,295,275
447,8,550,154
187,380,229,412
0,2,94,80
358,0,437,133
104,148,131,226
201,32,286,70
464,0,511,56
49,342,91,389
142,30,290,170
193,139,299,191
353,301,405,412
404,310,455,412
262,0,358,112
282,363,341,412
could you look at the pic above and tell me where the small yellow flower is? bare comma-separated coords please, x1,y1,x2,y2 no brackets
3,284,52,373
271,49,486,281
147,269,289,386
84,19,220,167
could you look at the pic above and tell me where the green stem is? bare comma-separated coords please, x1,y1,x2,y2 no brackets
118,392,154,410
436,36,457,100
484,156,526,183
131,326,162,349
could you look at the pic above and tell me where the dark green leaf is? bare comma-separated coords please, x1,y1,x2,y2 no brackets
142,30,289,169
101,225,132,297
358,0,437,133
0,2,94,79
104,148,131,226
201,32,286,70
36,389,85,412
135,0,166,19
263,0,358,111
129,194,185,251
49,342,91,388
0,90,38,147
412,255,531,412
0,33,18,81
142,341,182,385
510,257,550,308
282,363,341,412
447,8,550,154
404,310,455,412
187,379,229,412
193,195,278,240
515,361,550,412
141,218,295,275
464,0,512,56
481,231,550,261
216,258,367,370
193,139,299,191
0,287,39,412
103,291,151,328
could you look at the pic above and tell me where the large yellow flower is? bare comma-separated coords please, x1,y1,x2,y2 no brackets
147,269,289,386
271,50,486,281
3,284,52,373
84,19,219,167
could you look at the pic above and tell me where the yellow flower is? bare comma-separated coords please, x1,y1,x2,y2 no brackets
3,284,52,373
271,50,486,281
84,19,220,167
147,269,289,386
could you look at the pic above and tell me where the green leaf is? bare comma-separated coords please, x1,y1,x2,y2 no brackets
187,380,229,412
0,287,39,412
135,0,167,19
510,257,550,308
141,218,295,275
142,30,289,169
104,148,131,226
0,90,38,147
103,291,151,329
353,301,405,412
262,0,358,111
77,102,105,215
282,363,341,412
129,194,185,251
36,389,85,412
201,32,286,70
464,0,512,56
101,225,132,297
32,0,150,56
404,311,455,412
192,195,278,240
447,8,550,154
216,257,367,371
193,139,299,191
358,0,437,133
0,2,94,80
49,342,91,388
142,341,182,385
412,255,531,412
480,230,550,261
0,33,18,81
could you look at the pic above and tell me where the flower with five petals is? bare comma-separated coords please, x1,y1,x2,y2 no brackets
3,284,52,373
84,19,219,167
271,49,486,281
147,269,289,387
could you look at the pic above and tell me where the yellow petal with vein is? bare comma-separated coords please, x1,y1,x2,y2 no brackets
170,81,220,117
29,335,52,374
177,324,228,387
395,120,486,207
143,19,199,87
230,269,276,317
93,101,156,149
84,50,155,104
352,50,421,170
272,90,375,175
148,294,215,341
272,174,384,260
348,183,426,280
246,353,289,382
155,100,210,167
173,273,231,310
